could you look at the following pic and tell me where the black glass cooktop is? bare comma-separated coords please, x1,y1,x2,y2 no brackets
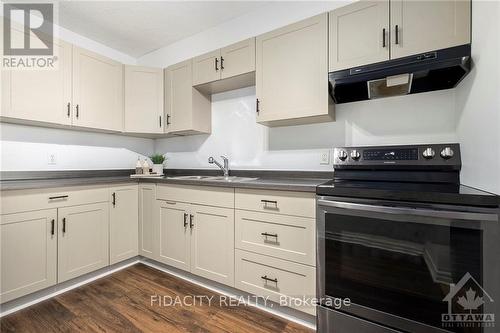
317,180,499,207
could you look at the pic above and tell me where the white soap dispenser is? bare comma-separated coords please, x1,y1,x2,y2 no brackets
135,157,143,174
142,159,150,175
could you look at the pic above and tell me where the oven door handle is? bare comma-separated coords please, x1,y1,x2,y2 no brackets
317,200,498,222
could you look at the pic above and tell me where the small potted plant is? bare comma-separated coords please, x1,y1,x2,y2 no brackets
150,154,166,175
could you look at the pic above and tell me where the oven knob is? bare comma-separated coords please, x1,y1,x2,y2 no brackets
337,150,348,161
422,147,435,159
350,150,361,161
440,147,454,160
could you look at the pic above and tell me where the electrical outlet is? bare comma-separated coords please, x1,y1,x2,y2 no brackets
320,150,330,165
47,153,57,165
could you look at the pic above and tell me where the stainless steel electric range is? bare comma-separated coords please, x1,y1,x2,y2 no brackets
316,144,500,333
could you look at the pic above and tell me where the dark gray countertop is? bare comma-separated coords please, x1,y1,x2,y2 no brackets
0,169,331,192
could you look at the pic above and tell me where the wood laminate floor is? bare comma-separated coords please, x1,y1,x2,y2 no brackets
0,263,313,333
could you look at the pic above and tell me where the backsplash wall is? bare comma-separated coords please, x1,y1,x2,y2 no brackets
155,87,457,171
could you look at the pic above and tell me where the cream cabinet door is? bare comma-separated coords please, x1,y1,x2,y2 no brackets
256,13,333,125
192,49,221,85
190,205,234,287
139,184,156,259
72,47,123,132
0,209,57,303
109,185,138,265
157,201,191,271
329,0,390,71
220,38,256,80
58,202,109,282
390,0,471,59
124,66,164,134
1,33,72,125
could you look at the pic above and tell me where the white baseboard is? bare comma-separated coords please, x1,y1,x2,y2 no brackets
0,257,316,330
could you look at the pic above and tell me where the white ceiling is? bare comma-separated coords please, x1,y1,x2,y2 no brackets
57,1,271,58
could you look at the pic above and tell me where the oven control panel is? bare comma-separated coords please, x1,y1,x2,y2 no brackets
333,144,461,169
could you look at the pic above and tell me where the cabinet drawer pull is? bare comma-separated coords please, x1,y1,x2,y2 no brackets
112,192,116,207
220,56,224,70
261,232,278,239
51,219,55,236
183,213,188,228
189,214,194,229
49,195,68,200
261,275,278,284
62,217,66,234
215,58,219,71
261,199,278,208
395,25,399,45
382,28,386,48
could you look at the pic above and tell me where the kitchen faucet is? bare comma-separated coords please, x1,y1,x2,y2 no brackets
208,156,229,177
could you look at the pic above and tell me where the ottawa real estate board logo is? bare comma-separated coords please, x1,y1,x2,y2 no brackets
2,2,58,70
442,272,495,329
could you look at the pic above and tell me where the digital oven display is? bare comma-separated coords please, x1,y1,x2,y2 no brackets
363,148,418,161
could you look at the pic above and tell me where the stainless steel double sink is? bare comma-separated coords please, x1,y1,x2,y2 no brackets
166,175,258,183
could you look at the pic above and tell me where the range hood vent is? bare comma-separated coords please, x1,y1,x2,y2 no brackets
329,45,471,104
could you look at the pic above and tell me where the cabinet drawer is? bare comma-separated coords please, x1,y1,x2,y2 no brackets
235,210,315,266
157,184,234,208
1,186,109,215
235,249,315,315
235,188,315,218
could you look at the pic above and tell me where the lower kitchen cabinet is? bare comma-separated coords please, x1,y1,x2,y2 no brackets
139,184,156,259
157,200,192,271
109,185,139,265
0,209,58,304
58,202,109,283
190,204,234,286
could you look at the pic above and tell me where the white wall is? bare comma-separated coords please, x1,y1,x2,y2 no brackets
0,123,154,171
455,1,500,195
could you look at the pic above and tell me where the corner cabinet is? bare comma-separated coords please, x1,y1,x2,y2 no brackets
109,185,139,265
329,0,471,70
72,46,124,132
124,66,164,134
57,202,109,283
0,209,58,304
139,184,157,259
256,13,334,126
164,60,211,135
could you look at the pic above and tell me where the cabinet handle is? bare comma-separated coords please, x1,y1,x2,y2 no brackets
183,213,188,228
261,275,278,284
261,232,278,239
261,199,277,205
67,102,71,117
159,115,162,128
220,56,224,70
76,104,79,118
49,195,68,200
112,192,116,207
62,217,66,234
215,58,219,71
189,214,194,229
395,25,399,45
166,114,171,125
51,219,55,236
382,28,386,48
256,98,260,114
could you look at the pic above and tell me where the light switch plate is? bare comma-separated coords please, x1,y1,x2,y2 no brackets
320,150,330,165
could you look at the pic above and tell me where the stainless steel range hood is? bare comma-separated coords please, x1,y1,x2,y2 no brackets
329,44,471,104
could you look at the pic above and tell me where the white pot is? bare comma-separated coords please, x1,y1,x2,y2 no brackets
152,164,164,175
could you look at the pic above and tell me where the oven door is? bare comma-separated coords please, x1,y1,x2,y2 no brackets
317,196,499,333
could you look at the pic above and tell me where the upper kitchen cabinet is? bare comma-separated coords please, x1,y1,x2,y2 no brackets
329,0,389,71
330,0,471,71
1,33,72,126
165,60,211,135
256,14,333,126
390,0,471,59
124,66,164,134
72,46,124,132
192,38,256,95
